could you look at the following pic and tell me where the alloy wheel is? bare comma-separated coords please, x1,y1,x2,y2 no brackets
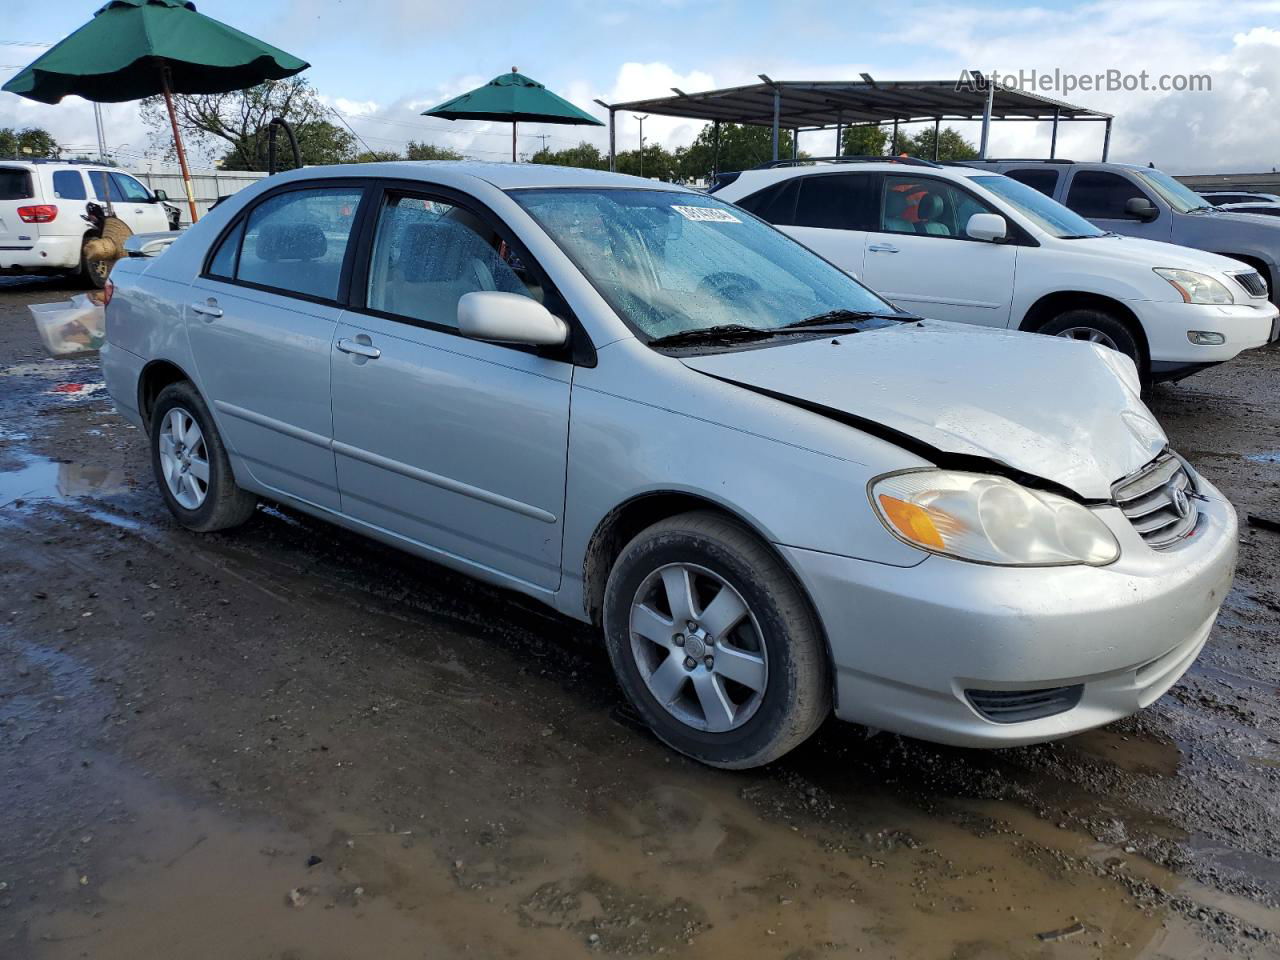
1055,326,1119,351
158,407,210,509
628,562,768,733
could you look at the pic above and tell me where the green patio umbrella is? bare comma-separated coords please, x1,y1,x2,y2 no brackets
423,68,603,162
3,0,309,222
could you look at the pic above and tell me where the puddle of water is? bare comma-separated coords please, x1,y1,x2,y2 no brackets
1245,452,1280,464
0,456,127,505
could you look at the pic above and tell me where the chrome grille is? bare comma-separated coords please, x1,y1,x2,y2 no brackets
1111,452,1199,549
1230,270,1268,298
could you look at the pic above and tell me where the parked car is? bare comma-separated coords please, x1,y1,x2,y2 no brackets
1216,202,1280,218
0,159,173,286
713,158,1279,382
967,160,1280,307
103,162,1238,768
1200,191,1280,206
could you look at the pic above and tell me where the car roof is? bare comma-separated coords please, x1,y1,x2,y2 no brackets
276,160,694,193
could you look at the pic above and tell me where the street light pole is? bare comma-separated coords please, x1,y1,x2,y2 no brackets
633,114,648,178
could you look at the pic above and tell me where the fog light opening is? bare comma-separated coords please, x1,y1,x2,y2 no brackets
1187,330,1226,345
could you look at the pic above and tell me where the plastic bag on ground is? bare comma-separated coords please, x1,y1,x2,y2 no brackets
29,293,107,355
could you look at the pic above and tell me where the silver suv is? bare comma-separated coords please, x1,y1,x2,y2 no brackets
967,159,1280,304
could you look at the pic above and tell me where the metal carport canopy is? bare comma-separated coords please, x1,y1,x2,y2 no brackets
601,75,1113,170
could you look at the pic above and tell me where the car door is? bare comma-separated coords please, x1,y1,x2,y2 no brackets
329,187,572,591
859,175,1017,327
87,170,169,234
186,182,368,510
1062,169,1172,242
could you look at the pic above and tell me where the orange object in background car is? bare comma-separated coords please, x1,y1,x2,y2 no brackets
888,182,928,223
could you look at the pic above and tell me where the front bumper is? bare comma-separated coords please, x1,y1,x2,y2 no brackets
780,475,1237,748
1131,297,1278,365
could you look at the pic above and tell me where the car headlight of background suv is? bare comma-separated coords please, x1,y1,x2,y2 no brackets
1154,268,1234,304
870,471,1120,566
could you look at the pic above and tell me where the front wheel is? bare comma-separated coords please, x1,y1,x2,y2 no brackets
602,511,830,769
150,381,257,532
1038,309,1143,372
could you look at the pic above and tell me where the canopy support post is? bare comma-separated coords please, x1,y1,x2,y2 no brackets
932,117,941,161
792,127,799,160
1050,108,1060,158
891,117,899,154
835,111,842,157
771,87,780,161
608,109,616,172
161,65,199,224
979,72,995,159
1102,117,1112,161
712,119,720,176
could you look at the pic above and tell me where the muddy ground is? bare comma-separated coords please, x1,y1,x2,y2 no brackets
0,275,1277,960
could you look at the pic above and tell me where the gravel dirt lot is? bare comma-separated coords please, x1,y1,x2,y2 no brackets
1,275,1278,960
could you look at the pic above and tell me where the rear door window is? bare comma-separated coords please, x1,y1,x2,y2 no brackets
793,173,878,230
0,167,33,201
233,186,365,301
1065,171,1148,219
52,170,88,200
1004,167,1060,197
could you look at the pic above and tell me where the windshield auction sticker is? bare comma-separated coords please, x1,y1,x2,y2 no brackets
672,205,741,223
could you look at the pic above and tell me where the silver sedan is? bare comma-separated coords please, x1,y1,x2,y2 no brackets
101,162,1237,767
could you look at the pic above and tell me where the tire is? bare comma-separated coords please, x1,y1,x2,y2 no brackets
1038,309,1144,371
150,381,257,532
78,236,111,290
602,511,830,769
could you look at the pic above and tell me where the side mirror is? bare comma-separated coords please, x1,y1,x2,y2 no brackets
1125,197,1158,221
966,212,1007,242
458,291,568,346
152,188,169,202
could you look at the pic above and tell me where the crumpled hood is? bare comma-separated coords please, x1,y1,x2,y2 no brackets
680,320,1168,500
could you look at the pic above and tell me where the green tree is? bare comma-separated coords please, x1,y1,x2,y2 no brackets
676,122,797,181
352,149,402,163
895,126,979,162
616,143,678,181
840,124,888,157
529,141,607,170
140,76,354,170
404,141,463,161
0,126,61,159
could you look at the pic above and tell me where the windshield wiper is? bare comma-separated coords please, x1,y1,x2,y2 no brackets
780,308,907,330
646,323,779,348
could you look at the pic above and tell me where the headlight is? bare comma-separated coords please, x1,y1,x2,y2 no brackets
870,471,1120,566
1154,268,1233,304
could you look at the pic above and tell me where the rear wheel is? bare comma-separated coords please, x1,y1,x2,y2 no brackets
150,381,257,532
78,237,111,289
602,511,830,769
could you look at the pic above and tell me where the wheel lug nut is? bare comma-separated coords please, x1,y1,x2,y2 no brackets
683,657,696,670
674,634,685,647
704,657,714,669
686,621,697,632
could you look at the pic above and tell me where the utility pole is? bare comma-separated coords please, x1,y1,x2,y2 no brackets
94,103,108,163
533,133,550,153
633,114,649,177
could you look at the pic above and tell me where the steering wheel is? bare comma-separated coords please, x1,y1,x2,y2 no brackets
697,271,762,302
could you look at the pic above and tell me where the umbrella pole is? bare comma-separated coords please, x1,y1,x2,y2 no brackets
161,66,200,224
512,121,517,163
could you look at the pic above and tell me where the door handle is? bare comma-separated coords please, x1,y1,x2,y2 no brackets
336,337,381,360
190,298,223,319
868,243,899,253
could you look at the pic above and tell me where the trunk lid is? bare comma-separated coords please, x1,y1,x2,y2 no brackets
679,320,1167,500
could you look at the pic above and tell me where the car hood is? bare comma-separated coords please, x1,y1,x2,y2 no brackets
680,320,1167,500
1076,233,1249,273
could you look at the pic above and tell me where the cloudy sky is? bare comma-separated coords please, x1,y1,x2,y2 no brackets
2,0,1277,174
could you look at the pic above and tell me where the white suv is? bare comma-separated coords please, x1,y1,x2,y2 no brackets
714,159,1280,382
1,160,174,287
